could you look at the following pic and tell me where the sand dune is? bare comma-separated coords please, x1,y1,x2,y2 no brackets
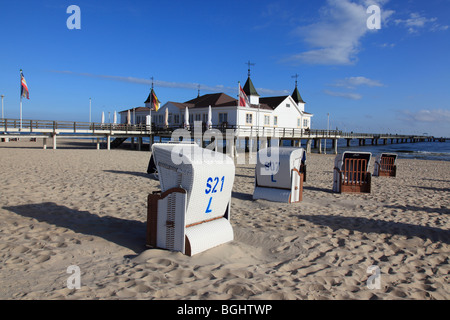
0,139,448,300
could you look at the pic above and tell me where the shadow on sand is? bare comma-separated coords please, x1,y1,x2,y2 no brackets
3,202,147,254
296,214,450,244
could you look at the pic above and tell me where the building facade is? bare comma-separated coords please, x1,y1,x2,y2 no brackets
119,76,313,130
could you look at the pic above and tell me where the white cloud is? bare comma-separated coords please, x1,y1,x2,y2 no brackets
49,70,289,96
331,76,384,89
324,90,362,100
288,0,394,65
397,109,450,123
395,12,449,34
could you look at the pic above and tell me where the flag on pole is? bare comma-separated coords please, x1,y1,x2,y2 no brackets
238,82,248,107
151,89,160,112
20,70,29,99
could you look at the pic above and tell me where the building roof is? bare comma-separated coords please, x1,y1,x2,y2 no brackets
185,93,237,108
119,106,150,113
259,96,289,110
291,86,305,104
243,77,260,96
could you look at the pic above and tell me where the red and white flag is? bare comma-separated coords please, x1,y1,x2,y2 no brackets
20,70,29,99
238,82,249,107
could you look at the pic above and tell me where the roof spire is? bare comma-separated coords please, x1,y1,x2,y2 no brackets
197,84,200,97
291,73,305,104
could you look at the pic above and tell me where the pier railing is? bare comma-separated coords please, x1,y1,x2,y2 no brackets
0,118,433,141
0,118,152,134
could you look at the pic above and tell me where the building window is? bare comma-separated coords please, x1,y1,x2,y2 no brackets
219,113,228,124
264,115,270,125
202,113,207,123
174,114,180,124
159,115,163,123
286,104,290,108
297,118,301,127
246,113,253,124
273,116,278,126
195,114,201,121
303,119,308,128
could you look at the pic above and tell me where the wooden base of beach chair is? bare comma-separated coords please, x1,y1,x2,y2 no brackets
339,176,371,193
378,165,396,177
146,187,233,256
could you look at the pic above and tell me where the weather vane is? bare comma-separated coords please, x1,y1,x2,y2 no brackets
246,60,255,77
292,73,299,87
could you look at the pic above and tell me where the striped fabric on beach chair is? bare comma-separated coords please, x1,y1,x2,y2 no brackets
333,152,372,193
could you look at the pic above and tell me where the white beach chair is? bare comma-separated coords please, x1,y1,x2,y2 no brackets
373,153,397,177
333,151,372,193
253,147,305,203
146,143,235,256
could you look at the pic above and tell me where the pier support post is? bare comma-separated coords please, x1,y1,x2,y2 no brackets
260,137,268,150
333,139,338,154
96,138,100,150
149,135,154,150
107,135,111,150
306,139,312,154
346,139,351,147
318,139,323,154
52,134,57,150
43,138,47,150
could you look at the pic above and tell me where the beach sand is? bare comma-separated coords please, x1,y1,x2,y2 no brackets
0,139,448,300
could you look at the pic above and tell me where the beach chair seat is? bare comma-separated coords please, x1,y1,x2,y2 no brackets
146,143,235,256
374,153,397,177
253,147,305,203
333,152,372,193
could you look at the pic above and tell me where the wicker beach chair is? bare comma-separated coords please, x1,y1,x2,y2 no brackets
373,153,397,177
333,151,372,193
146,143,235,256
253,147,305,203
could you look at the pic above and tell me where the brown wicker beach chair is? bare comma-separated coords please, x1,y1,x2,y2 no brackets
333,152,372,193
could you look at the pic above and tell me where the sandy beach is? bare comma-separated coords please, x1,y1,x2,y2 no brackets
0,139,448,300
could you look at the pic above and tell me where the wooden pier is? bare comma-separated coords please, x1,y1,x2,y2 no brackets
0,118,437,154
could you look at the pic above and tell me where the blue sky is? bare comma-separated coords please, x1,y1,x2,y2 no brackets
1,0,449,136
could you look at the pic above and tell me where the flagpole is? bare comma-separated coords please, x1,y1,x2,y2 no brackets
20,96,22,130
237,81,240,136
19,69,22,130
149,77,153,132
